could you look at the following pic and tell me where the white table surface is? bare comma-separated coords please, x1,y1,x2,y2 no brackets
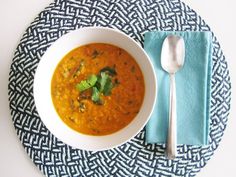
0,0,235,176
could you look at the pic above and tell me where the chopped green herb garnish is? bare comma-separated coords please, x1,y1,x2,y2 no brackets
87,74,97,86
91,87,100,102
76,74,97,92
103,77,113,96
97,72,114,95
76,67,117,105
97,72,109,92
76,80,90,91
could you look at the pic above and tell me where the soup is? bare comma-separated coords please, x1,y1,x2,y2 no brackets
51,43,145,135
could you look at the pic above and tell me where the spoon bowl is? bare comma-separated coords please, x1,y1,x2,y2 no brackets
161,35,185,74
161,35,185,159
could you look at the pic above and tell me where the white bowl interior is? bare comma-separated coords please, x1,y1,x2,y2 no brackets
34,27,157,151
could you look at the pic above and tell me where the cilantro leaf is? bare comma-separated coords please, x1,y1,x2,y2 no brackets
75,66,117,105
96,72,113,95
97,72,109,92
76,80,90,92
91,87,100,102
91,87,104,105
103,77,113,96
76,74,97,92
87,74,97,86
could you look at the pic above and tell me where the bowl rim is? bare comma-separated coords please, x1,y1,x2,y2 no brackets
34,26,157,151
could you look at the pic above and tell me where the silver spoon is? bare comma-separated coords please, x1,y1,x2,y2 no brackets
161,35,185,159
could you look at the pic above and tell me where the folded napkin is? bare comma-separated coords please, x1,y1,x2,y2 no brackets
144,31,212,145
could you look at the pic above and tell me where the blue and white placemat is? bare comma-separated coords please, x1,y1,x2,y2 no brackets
8,0,231,176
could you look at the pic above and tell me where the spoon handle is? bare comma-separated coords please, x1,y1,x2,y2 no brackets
166,73,177,159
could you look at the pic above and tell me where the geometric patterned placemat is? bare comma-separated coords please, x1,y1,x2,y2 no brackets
8,0,231,176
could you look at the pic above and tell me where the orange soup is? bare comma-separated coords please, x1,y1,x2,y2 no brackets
51,43,145,135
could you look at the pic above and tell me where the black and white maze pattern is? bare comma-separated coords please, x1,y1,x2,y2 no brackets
8,0,231,176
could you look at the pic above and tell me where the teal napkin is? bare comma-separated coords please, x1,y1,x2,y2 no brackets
144,31,212,145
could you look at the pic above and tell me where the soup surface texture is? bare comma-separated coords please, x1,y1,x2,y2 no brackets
51,43,145,135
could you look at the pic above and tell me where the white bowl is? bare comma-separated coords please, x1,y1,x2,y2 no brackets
34,27,157,151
